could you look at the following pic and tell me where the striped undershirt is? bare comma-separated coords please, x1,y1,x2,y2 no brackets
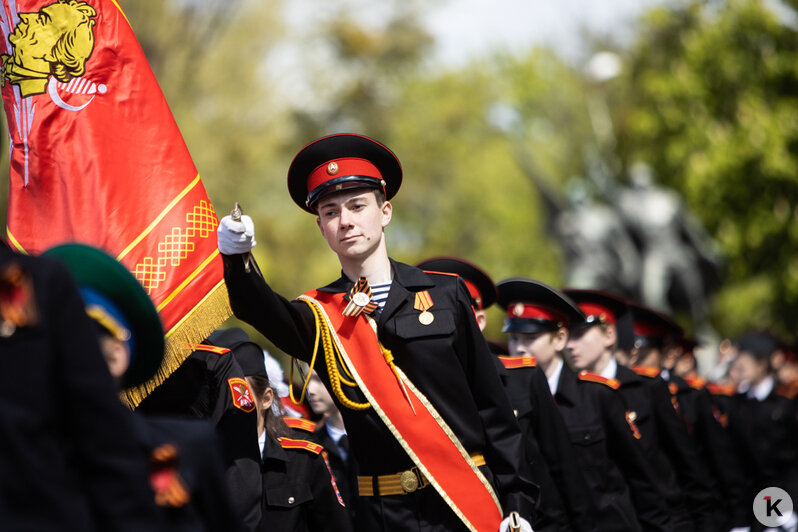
370,281,392,311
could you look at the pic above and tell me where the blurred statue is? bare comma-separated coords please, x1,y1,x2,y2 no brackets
524,164,641,298
556,177,642,297
614,162,725,335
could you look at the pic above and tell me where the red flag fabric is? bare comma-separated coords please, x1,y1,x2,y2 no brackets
0,0,230,405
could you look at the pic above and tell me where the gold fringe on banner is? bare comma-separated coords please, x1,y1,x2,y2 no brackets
121,280,232,409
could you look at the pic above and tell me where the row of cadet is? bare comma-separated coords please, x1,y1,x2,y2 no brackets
410,256,798,532
4,237,797,532
0,240,353,532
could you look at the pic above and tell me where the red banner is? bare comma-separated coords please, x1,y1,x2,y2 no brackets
0,0,230,404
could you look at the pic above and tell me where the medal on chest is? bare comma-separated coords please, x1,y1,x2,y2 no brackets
414,290,434,325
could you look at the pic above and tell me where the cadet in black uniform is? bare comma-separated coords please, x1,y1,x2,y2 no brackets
726,332,798,530
43,243,243,532
232,338,354,532
565,290,712,531
662,351,749,530
492,276,599,532
417,258,596,532
623,303,724,531
138,327,263,530
0,240,160,532
500,279,673,531
305,369,358,517
218,134,536,532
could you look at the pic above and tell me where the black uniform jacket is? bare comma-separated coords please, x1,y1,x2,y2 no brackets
223,254,537,520
495,358,597,532
259,435,354,532
0,243,160,531
138,345,262,530
311,423,358,514
615,365,701,530
726,386,798,505
618,367,719,530
136,415,245,532
669,376,748,529
555,364,672,532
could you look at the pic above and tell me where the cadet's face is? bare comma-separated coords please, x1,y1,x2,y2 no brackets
734,352,768,385
99,334,130,379
674,354,696,377
565,324,613,371
316,190,391,261
633,348,662,369
508,329,566,366
307,372,335,416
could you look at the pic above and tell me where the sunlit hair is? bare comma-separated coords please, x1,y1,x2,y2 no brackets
50,0,97,82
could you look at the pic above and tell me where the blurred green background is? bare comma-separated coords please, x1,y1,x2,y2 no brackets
1,0,797,362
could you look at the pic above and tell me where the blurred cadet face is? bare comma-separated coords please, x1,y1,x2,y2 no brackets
565,323,615,372
733,352,768,387
307,371,335,417
674,353,697,377
632,347,662,369
778,359,798,386
99,333,130,379
474,309,487,332
508,329,567,366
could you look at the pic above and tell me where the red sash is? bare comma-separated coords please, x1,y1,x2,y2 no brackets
300,291,503,532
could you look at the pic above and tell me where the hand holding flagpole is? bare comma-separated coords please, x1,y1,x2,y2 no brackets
230,202,251,273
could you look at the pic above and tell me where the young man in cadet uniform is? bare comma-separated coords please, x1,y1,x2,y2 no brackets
218,134,537,532
499,279,672,531
416,258,595,532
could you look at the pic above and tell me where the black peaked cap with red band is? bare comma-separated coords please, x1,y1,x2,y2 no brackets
562,288,629,331
288,133,402,213
626,302,684,350
497,278,584,334
416,256,497,310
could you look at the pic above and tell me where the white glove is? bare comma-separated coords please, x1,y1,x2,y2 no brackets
499,515,533,532
217,214,256,255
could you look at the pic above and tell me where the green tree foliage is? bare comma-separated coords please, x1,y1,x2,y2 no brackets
611,0,798,336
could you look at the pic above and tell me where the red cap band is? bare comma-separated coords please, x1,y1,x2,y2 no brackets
307,157,382,195
463,278,483,309
507,302,566,324
633,321,666,338
577,302,617,325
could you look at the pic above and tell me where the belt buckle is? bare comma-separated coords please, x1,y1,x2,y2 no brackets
399,468,420,493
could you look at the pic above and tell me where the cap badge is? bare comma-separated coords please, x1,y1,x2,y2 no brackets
327,162,339,175
513,303,525,317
